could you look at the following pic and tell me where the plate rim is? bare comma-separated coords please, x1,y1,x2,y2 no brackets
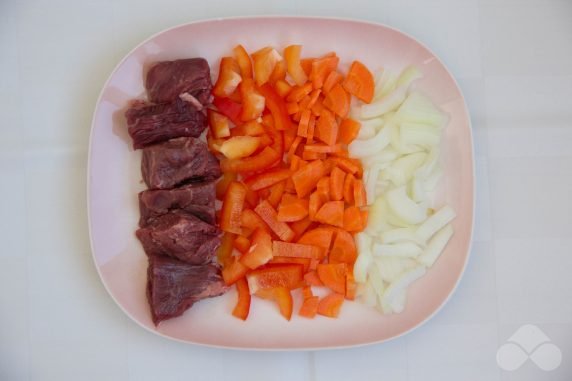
87,15,476,351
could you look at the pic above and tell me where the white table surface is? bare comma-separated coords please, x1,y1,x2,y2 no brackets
1,0,571,380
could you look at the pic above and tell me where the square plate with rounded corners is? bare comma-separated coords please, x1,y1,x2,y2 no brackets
88,16,474,350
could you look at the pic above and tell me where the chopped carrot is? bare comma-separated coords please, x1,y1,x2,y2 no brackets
255,200,295,242
346,272,357,301
323,83,350,118
353,179,367,207
306,89,322,110
329,167,345,201
311,96,325,116
329,229,357,265
315,110,338,146
304,144,343,154
316,177,330,201
360,210,369,227
314,201,344,228
283,124,297,151
300,57,314,76
233,235,251,254
309,259,319,271
337,118,361,145
297,109,311,138
247,168,291,191
343,206,365,232
302,150,325,161
302,285,314,299
291,159,325,198
306,114,316,144
267,180,286,208
299,296,319,318
277,194,309,222
342,60,374,103
344,173,355,204
322,71,343,94
272,241,325,260
287,136,303,161
308,191,326,221
286,102,299,115
330,156,360,175
304,271,324,287
290,216,314,241
269,256,311,272
317,263,347,294
310,55,339,89
286,82,313,103
298,227,335,252
317,293,344,318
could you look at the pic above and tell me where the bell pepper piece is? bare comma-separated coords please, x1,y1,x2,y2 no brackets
213,96,243,126
272,241,324,259
257,84,293,131
241,209,271,234
220,181,247,234
269,256,311,272
207,109,231,139
304,270,325,287
284,45,308,86
255,287,293,320
240,228,273,269
275,79,292,98
239,78,265,121
221,146,281,173
269,59,287,84
218,136,261,159
267,180,286,208
251,46,282,86
217,232,236,267
233,44,253,79
246,168,291,191
310,55,339,89
232,277,251,320
233,235,251,254
222,257,249,285
216,172,237,200
247,264,304,293
213,57,242,98
230,120,266,137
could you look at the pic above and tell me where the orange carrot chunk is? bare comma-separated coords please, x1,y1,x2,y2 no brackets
342,60,375,103
291,159,326,198
317,263,347,294
337,118,361,145
318,293,345,318
299,296,320,318
329,167,345,201
329,229,357,265
323,83,350,118
314,201,344,228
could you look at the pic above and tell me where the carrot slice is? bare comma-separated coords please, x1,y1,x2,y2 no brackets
232,277,251,320
311,96,325,116
272,241,325,259
353,179,367,207
267,180,286,208
298,227,335,252
286,102,300,115
343,206,364,232
337,118,361,145
302,285,314,299
323,83,350,118
316,177,330,201
314,201,344,228
329,229,357,265
287,136,303,161
315,110,338,146
299,296,319,318
317,263,347,294
297,109,311,138
269,256,311,272
290,217,314,241
277,194,309,222
286,82,313,103
304,144,343,154
246,168,291,191
291,159,325,198
241,208,271,234
342,60,375,103
304,271,325,287
317,293,344,318
346,272,357,301
329,167,345,201
310,55,339,89
307,113,316,144
254,200,295,242
322,71,343,94
344,173,355,204
308,191,326,221
330,156,360,175
233,235,251,254
233,44,252,79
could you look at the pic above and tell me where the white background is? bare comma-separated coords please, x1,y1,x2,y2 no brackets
1,0,571,380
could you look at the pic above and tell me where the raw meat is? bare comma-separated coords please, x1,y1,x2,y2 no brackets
125,98,207,149
147,255,227,325
141,137,221,189
138,181,216,226
136,212,221,265
146,58,212,105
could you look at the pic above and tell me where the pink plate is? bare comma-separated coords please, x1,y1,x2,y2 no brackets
88,16,474,350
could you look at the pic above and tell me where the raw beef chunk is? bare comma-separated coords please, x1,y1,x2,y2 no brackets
145,58,212,105
147,255,227,325
126,98,207,149
138,181,216,226
141,137,221,189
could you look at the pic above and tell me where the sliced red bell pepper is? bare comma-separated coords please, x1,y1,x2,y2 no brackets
239,78,265,121
240,228,273,269
233,235,251,254
283,45,308,86
220,146,281,173
213,57,242,98
220,181,247,234
232,277,251,320
255,287,293,320
222,257,249,285
217,232,236,267
215,172,237,200
257,84,294,131
213,97,242,126
268,256,311,272
272,241,325,259
241,208,271,234
233,44,253,79
207,109,231,139
251,46,281,86
246,264,304,293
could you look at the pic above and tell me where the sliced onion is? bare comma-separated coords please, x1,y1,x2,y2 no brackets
361,85,408,119
381,227,426,247
386,186,427,224
375,256,417,284
400,122,441,148
372,242,423,257
418,224,454,267
381,265,426,311
373,70,398,100
416,205,457,242
350,122,393,157
396,92,448,128
354,232,373,282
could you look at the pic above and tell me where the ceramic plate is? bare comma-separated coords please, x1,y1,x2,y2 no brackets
88,16,474,350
